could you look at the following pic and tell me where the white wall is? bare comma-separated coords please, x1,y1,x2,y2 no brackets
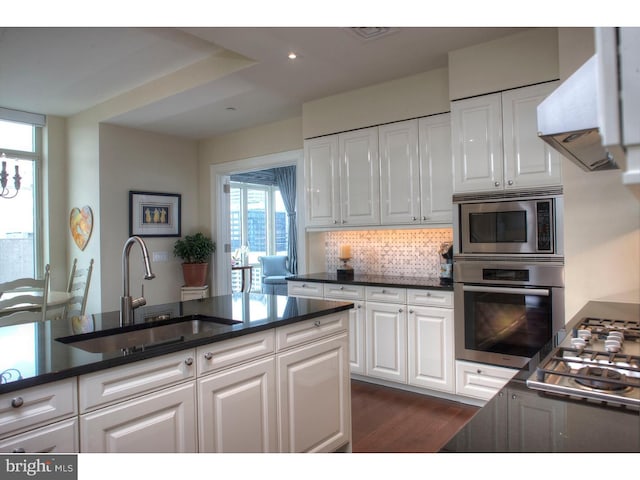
99,124,199,312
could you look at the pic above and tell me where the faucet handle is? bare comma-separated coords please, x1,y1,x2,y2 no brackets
131,297,146,309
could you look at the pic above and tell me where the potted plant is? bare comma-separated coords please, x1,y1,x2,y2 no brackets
173,232,216,287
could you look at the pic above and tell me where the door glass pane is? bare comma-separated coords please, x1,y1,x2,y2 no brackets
0,156,36,281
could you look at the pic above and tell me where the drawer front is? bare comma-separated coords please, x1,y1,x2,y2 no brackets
455,360,517,401
276,312,348,351
0,417,79,453
287,281,323,298
323,283,365,301
407,288,453,308
197,330,275,376
365,286,406,304
79,349,196,413
0,378,77,439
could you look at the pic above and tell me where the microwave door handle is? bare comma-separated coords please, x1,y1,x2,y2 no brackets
462,285,550,296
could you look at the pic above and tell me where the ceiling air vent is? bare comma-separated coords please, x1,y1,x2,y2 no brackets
348,27,399,41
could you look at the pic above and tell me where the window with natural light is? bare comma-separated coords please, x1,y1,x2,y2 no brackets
230,182,288,292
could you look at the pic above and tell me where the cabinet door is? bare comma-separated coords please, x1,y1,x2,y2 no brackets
379,119,421,225
339,127,380,226
502,82,562,189
277,333,351,453
348,301,366,375
419,113,453,224
80,382,197,453
365,301,407,383
407,306,454,393
507,385,566,452
305,135,341,227
198,357,277,453
0,417,79,453
452,93,504,193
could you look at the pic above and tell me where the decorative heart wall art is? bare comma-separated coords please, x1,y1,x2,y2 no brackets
70,205,93,251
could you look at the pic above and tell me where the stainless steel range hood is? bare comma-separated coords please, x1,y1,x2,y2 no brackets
537,55,621,172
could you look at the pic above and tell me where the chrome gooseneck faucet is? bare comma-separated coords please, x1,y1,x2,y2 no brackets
120,236,155,326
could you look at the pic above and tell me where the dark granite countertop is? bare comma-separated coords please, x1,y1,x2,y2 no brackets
287,272,454,291
0,293,353,394
443,300,640,453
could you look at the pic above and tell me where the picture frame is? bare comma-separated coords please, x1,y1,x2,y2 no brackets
129,191,181,237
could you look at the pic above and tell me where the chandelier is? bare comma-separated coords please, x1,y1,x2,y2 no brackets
1,153,21,199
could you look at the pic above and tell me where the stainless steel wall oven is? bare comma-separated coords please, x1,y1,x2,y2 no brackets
454,260,565,369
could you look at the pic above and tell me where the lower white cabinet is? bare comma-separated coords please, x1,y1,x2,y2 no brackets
407,305,454,393
455,360,517,401
277,331,351,453
80,382,197,453
0,417,79,453
365,301,407,383
197,356,277,453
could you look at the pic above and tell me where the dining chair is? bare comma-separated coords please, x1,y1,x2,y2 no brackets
0,309,45,327
0,264,51,322
63,258,94,318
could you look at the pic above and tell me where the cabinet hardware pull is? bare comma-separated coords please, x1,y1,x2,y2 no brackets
494,181,500,187
412,216,417,221
314,320,321,327
333,220,338,224
11,397,24,408
422,216,427,221
409,309,414,314
511,394,517,400
477,369,482,374
340,286,344,290
381,289,386,294
184,357,194,366
426,292,431,297
508,180,513,185
398,308,403,313
342,220,346,224
204,352,213,360
13,448,26,453
357,305,361,309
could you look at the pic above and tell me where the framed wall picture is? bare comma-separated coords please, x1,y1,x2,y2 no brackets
129,191,181,237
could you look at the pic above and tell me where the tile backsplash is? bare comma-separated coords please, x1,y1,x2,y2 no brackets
325,228,453,278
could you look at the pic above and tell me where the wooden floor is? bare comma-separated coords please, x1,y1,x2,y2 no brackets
350,379,479,453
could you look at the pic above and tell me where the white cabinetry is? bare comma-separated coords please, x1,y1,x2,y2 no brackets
0,378,78,453
276,313,351,452
287,281,324,299
305,135,340,227
452,82,561,194
78,349,197,453
324,283,366,375
407,289,455,393
365,286,407,383
455,360,517,401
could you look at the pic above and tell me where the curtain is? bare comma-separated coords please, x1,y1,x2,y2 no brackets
273,166,297,274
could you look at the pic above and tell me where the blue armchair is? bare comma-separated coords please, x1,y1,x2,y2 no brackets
258,256,292,295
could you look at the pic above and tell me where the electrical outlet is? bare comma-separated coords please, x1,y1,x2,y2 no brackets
152,251,169,263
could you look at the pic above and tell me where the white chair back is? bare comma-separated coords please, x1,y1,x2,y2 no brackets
0,309,44,327
64,258,94,318
0,265,50,323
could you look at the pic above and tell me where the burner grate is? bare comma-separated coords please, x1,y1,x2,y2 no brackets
576,317,640,340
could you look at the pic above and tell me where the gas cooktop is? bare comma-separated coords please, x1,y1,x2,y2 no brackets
527,316,640,409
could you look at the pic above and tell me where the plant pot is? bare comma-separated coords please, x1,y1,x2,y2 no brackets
182,263,209,287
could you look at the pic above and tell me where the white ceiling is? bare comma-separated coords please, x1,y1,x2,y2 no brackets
0,26,529,139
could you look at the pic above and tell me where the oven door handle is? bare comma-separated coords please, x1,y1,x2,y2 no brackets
462,285,550,296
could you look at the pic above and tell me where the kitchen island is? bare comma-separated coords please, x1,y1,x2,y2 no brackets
443,300,640,453
0,293,354,453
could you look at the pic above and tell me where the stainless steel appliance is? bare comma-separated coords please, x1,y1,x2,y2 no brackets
454,260,565,369
453,188,564,258
527,316,640,409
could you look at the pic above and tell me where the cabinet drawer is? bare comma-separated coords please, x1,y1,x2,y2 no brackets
276,312,348,351
455,360,517,401
0,378,77,439
79,349,196,413
0,417,79,453
323,283,365,300
287,281,323,298
197,330,275,376
365,286,406,304
407,288,453,308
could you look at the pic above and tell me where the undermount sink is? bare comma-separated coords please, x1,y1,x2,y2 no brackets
56,315,241,354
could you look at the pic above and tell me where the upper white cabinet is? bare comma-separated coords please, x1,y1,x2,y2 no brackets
452,82,561,194
379,119,421,224
305,135,340,227
305,114,452,228
339,127,380,226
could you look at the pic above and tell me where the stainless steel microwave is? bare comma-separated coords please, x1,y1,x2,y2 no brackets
453,189,564,257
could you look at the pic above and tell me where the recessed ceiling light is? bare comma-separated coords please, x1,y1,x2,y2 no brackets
288,52,297,60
